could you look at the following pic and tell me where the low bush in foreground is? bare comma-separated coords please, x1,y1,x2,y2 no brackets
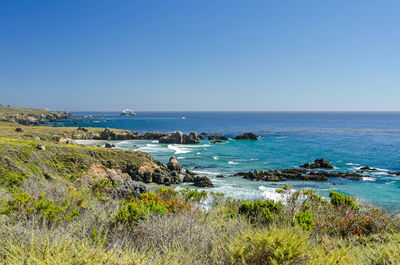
1,179,400,264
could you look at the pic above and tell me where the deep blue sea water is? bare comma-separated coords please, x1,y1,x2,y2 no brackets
55,112,400,209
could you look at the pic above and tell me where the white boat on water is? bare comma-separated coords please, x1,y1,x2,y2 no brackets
120,109,136,116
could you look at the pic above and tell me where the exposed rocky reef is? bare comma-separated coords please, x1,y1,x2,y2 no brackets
233,132,258,140
159,131,200,144
300,158,334,169
208,134,229,140
234,168,372,182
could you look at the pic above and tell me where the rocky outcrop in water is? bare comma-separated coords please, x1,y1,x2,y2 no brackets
300,158,334,169
233,132,258,140
159,131,200,144
234,168,371,182
208,134,229,140
359,166,378,171
193,175,214,187
99,128,141,140
167,156,182,172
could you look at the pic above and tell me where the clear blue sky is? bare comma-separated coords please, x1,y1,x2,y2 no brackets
1,0,399,111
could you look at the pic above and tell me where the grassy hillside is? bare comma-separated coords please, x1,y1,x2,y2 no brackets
0,109,400,264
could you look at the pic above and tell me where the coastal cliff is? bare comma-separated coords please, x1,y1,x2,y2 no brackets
0,105,70,125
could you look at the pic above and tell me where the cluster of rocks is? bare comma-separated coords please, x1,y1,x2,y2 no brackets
233,159,373,182
300,158,334,169
233,132,258,140
99,128,141,141
234,168,371,182
126,156,213,187
159,131,200,144
72,127,260,145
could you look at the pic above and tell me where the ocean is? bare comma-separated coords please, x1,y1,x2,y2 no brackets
56,111,400,209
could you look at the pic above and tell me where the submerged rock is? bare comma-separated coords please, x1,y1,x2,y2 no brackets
233,132,258,140
300,158,334,169
193,175,213,187
360,166,378,171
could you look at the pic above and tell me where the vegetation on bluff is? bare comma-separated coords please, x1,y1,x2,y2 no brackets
0,119,400,264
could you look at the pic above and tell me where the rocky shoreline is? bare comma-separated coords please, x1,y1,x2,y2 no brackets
232,159,376,183
61,126,260,145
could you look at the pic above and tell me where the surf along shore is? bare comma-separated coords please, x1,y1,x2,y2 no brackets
1,105,400,264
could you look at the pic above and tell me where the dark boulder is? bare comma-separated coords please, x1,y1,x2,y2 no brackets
216,174,225,178
199,132,207,140
104,143,115,148
211,140,223,144
183,174,195,182
300,158,334,169
208,134,229,140
389,172,400,176
185,132,200,144
193,175,214,187
77,127,88,132
167,156,182,172
233,132,258,140
15,127,24,132
112,179,148,199
360,166,378,171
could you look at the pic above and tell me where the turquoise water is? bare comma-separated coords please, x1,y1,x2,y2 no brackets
57,112,400,209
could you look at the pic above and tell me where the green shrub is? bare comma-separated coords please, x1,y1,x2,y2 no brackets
238,200,283,223
329,191,359,210
0,191,80,222
295,210,314,231
0,170,25,189
179,187,208,203
91,178,115,199
229,226,309,265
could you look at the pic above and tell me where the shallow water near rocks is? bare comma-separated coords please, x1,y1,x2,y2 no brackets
60,112,400,210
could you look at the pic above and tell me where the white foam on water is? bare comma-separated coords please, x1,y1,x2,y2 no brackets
375,168,389,172
177,157,186,160
346,163,360,166
258,186,282,201
213,156,219,160
362,177,376,182
196,152,201,155
168,144,190,154
151,140,158,143
138,143,166,153
228,161,239,165
192,170,220,175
